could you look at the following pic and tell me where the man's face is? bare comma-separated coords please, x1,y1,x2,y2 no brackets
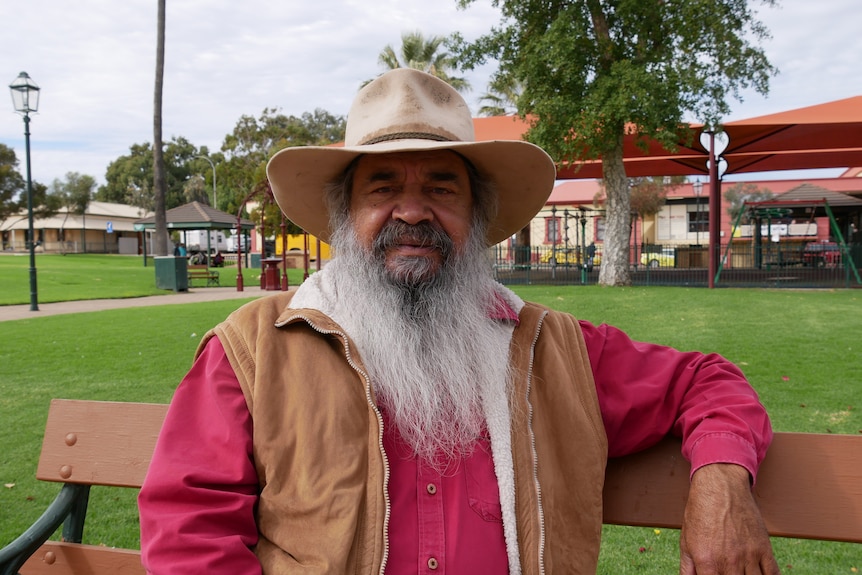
349,150,474,280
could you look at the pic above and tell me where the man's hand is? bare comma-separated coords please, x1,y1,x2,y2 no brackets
679,464,781,574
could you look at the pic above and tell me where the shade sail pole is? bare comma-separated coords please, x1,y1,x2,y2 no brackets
708,132,721,288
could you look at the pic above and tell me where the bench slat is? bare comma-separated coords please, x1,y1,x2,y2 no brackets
603,432,862,543
22,542,143,575
36,400,167,488
755,432,862,542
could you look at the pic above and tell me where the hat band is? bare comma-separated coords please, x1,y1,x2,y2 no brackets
360,131,456,146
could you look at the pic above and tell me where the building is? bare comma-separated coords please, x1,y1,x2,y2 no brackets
1,201,152,255
522,171,862,259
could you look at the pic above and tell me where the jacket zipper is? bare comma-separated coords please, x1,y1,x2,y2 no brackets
525,311,548,575
275,315,392,575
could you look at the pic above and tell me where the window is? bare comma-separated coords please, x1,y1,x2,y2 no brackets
545,217,561,244
595,218,606,242
688,210,709,233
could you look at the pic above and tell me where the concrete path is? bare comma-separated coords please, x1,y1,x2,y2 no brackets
0,287,285,322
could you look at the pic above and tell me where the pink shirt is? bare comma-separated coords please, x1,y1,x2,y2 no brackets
139,318,771,575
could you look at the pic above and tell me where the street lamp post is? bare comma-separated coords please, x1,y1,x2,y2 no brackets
9,72,40,312
195,155,217,207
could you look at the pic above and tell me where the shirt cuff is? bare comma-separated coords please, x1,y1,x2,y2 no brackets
687,432,760,484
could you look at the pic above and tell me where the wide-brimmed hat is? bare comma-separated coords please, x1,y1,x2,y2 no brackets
266,68,557,245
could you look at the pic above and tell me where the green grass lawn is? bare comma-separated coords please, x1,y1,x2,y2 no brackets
0,280,859,571
0,253,308,305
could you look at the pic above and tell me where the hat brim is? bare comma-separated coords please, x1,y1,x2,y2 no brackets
266,138,557,246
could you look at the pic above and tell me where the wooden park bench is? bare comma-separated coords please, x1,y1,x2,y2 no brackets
186,264,219,287
1,399,860,574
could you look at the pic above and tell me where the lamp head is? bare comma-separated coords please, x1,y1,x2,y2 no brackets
9,71,40,114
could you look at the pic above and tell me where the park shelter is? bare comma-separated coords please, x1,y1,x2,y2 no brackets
134,201,255,256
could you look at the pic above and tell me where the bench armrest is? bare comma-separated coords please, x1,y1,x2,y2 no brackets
0,483,90,575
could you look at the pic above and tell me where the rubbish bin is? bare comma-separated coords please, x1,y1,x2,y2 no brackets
155,256,188,292
261,258,282,290
250,252,262,269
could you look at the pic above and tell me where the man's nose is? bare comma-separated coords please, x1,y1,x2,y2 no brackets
392,187,433,225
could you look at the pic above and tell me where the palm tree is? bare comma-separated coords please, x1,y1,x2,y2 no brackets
478,73,523,116
152,0,168,255
369,31,470,92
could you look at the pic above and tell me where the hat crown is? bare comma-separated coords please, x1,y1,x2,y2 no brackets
345,69,476,147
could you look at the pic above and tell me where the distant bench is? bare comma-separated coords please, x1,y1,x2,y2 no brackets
187,264,219,287
1,399,860,574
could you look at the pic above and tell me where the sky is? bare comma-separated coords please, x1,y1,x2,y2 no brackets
0,0,860,188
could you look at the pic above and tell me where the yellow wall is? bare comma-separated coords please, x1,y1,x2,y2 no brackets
275,234,331,260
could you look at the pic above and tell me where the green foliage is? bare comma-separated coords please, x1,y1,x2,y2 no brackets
25,181,56,221
219,108,345,217
248,195,303,238
478,73,523,116
0,143,26,222
595,176,682,218
97,138,208,211
49,171,96,216
372,30,470,92
725,181,775,224
0,144,56,225
457,0,777,156
629,177,675,218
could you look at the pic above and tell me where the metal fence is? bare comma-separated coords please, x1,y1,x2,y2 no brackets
493,243,862,289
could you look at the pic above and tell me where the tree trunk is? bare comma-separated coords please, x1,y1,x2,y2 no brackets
597,137,632,286
152,0,168,256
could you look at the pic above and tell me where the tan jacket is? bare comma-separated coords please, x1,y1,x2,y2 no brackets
206,290,608,574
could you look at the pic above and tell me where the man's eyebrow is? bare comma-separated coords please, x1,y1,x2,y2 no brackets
363,169,461,183
365,169,398,183
427,170,460,182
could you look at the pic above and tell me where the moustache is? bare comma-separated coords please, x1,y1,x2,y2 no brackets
372,221,454,257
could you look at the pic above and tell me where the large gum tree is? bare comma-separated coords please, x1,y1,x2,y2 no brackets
454,0,777,285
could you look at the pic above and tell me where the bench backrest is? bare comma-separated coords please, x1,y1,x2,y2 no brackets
604,431,862,542
18,399,862,574
36,400,166,488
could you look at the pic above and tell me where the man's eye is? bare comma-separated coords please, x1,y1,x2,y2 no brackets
429,186,453,195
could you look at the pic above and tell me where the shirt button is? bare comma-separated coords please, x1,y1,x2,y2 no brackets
427,557,439,570
426,483,437,495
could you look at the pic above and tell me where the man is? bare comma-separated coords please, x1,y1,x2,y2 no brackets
139,69,779,575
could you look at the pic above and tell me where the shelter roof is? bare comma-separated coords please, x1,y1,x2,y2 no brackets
721,95,862,175
135,201,255,230
745,183,862,219
774,183,862,207
472,115,707,179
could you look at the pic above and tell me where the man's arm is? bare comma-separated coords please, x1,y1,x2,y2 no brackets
580,320,778,574
581,321,772,478
680,464,781,575
138,337,261,575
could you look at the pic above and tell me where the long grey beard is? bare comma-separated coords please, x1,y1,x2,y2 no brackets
327,221,512,466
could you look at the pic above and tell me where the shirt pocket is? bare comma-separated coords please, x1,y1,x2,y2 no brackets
465,446,503,523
